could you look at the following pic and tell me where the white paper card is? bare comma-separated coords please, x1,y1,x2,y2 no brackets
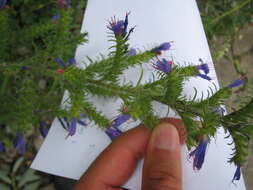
31,0,246,189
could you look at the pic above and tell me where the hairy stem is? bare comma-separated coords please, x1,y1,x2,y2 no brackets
211,0,251,25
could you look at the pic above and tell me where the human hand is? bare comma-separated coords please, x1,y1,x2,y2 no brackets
74,119,184,190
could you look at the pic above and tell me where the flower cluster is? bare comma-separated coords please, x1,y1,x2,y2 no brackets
54,57,76,74
54,57,76,67
108,12,135,38
106,114,131,140
153,58,173,73
0,133,26,154
150,42,174,73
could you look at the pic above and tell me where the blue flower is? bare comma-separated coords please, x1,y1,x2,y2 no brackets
65,0,71,8
52,13,60,21
127,48,137,56
0,0,7,9
152,42,172,54
0,142,6,152
153,58,173,73
105,127,123,140
68,118,77,136
111,114,131,128
54,58,76,67
21,66,28,70
13,133,26,155
197,74,212,81
54,58,66,67
228,79,244,88
197,62,209,75
232,166,241,182
77,119,87,126
68,58,76,65
59,114,88,136
108,13,133,37
57,0,71,8
189,140,208,170
39,122,49,138
195,59,212,81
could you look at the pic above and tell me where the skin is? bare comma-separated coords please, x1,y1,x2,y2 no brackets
74,118,183,190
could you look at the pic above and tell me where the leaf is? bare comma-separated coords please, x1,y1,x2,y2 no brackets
0,172,11,184
12,157,24,174
23,181,40,190
18,169,40,188
0,183,11,190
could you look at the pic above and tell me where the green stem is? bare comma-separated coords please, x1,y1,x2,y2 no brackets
211,0,251,25
11,175,17,190
47,79,58,96
0,75,9,95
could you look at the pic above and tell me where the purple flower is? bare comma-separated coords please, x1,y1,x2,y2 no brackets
68,58,76,65
232,166,241,182
152,42,172,54
189,140,208,170
197,74,212,81
13,133,26,155
0,142,6,152
127,48,137,56
54,58,76,67
65,0,71,8
57,0,65,8
52,13,60,21
68,119,77,136
77,120,87,126
111,114,131,128
59,114,87,136
105,127,122,140
39,122,49,138
228,79,244,88
195,60,212,81
108,13,133,37
197,63,209,75
0,0,7,9
21,66,28,70
153,59,173,73
76,114,88,127
57,0,70,8
54,58,66,67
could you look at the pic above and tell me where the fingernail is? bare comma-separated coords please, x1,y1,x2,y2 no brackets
151,123,179,150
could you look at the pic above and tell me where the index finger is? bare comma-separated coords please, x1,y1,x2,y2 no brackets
74,125,151,190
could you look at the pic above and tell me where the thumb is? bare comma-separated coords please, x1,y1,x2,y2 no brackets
142,123,182,190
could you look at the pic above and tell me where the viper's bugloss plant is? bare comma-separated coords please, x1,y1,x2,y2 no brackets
0,0,86,152
0,0,252,183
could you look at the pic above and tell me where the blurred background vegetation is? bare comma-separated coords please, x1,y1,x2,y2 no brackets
0,0,252,189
